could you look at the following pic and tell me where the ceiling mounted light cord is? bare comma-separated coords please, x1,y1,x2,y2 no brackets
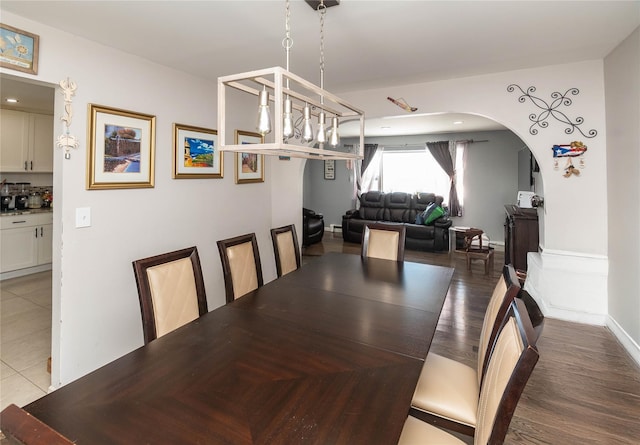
318,1,340,148
217,0,364,160
282,0,295,139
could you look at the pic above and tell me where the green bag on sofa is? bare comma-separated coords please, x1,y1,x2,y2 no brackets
421,203,445,225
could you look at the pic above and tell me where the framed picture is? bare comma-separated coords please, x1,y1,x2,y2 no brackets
235,130,264,184
172,124,222,179
87,104,156,190
324,159,335,180
0,23,39,74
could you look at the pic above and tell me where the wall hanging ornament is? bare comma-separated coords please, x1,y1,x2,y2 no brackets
552,141,587,178
387,97,418,113
57,77,79,159
507,84,597,138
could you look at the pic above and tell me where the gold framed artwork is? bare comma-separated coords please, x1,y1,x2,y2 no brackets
0,23,39,74
172,124,222,179
87,104,156,190
234,130,264,184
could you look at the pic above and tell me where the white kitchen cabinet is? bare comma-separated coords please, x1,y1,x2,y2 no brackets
1,212,53,273
0,109,54,172
0,109,29,171
29,112,55,172
36,222,53,264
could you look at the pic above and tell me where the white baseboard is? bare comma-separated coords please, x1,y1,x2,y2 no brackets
606,316,640,369
326,224,342,233
1,263,52,281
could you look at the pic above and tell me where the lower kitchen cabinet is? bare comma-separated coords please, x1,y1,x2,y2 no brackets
1,213,53,273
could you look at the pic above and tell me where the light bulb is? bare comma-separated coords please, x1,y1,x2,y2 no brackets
316,111,327,144
256,87,272,136
283,98,294,139
329,116,340,147
302,104,314,142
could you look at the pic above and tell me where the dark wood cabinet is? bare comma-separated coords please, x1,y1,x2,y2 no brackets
504,205,539,272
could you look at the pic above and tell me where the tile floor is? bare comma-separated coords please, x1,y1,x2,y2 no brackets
0,270,52,410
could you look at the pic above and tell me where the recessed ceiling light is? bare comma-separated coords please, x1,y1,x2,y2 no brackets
453,121,463,125
5,98,19,103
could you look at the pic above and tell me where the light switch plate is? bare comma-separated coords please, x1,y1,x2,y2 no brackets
75,207,91,228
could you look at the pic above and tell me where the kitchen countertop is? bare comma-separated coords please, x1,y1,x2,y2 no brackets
0,208,53,217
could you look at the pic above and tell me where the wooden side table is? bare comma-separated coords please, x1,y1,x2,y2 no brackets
448,226,470,253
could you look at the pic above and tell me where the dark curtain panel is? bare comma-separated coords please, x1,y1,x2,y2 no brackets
426,141,461,216
361,144,379,175
357,144,380,194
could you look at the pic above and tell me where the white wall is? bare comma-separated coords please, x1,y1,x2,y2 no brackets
604,27,640,365
1,12,302,386
341,60,610,328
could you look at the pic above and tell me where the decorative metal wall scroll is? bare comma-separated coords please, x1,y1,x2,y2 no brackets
552,141,587,178
57,77,79,159
507,84,597,138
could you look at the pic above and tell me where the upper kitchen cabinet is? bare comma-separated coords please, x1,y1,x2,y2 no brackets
0,109,54,172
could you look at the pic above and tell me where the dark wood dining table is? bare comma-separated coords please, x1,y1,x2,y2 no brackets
24,252,453,444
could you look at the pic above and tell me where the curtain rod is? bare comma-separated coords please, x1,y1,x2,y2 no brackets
383,139,489,150
456,139,489,143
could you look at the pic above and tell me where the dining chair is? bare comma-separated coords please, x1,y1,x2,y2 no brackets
410,264,528,436
400,298,540,445
0,404,74,445
361,222,406,261
217,232,263,303
270,224,301,277
132,246,208,344
463,227,495,275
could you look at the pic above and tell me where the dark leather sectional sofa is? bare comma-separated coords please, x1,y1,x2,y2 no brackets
341,191,452,251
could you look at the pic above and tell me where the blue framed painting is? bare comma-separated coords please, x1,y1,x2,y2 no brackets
0,23,39,74
172,123,222,179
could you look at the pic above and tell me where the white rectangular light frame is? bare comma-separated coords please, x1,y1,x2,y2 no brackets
218,66,364,160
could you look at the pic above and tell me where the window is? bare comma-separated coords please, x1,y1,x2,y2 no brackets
380,145,465,209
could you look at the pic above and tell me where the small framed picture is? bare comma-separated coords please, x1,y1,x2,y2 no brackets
87,104,156,190
172,123,222,179
235,130,264,184
0,23,39,74
324,159,335,180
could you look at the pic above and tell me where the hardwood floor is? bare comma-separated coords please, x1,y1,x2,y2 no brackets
304,233,640,445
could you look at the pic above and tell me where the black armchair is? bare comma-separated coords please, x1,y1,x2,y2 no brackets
303,208,324,247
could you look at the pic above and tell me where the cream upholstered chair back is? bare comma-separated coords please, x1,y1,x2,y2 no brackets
476,264,521,385
132,246,208,344
271,224,301,277
217,233,264,303
361,223,406,262
399,298,540,445
474,298,539,445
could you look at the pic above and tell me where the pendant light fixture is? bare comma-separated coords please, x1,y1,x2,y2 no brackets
256,86,272,136
217,0,364,160
301,104,314,142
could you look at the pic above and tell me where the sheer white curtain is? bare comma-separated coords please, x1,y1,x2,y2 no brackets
360,147,383,194
349,144,383,208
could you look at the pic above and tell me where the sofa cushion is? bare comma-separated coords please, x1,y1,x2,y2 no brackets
384,192,412,223
359,192,386,220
